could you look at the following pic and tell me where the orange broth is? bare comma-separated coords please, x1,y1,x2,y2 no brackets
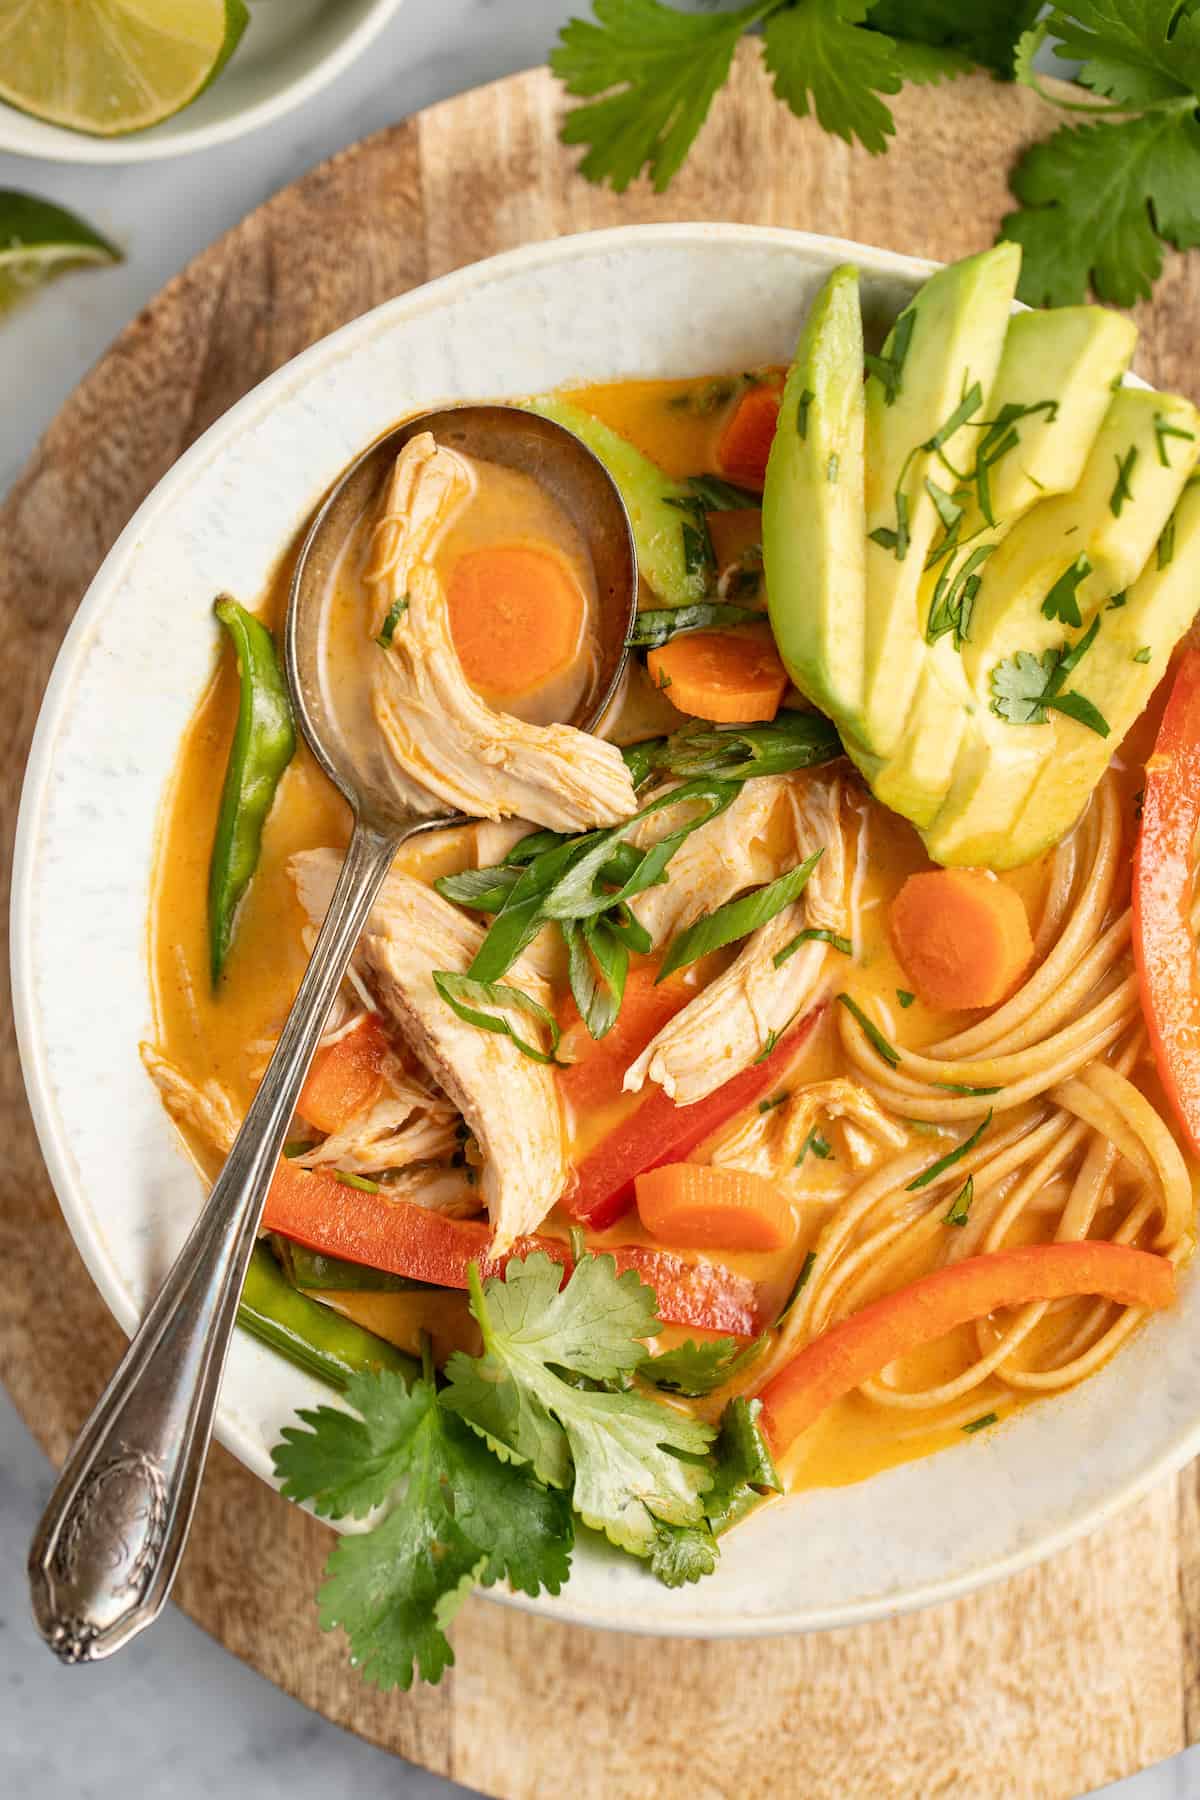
148,373,1161,1493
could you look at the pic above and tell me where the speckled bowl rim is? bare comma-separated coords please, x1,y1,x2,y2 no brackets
11,223,1197,1639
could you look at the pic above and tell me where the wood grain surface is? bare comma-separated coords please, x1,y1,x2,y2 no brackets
4,47,1200,1798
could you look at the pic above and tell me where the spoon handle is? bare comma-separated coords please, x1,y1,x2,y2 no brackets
28,818,399,1664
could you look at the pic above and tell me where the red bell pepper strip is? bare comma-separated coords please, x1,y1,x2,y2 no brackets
297,1013,389,1134
1133,649,1200,1158
757,1242,1176,1456
565,1011,819,1233
263,1160,763,1336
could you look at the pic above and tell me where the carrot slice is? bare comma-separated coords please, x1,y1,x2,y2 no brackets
757,1242,1176,1455
447,541,585,698
557,960,693,1113
647,625,788,724
889,868,1034,1011
263,1159,764,1336
717,384,781,489
636,1163,794,1252
297,1013,389,1135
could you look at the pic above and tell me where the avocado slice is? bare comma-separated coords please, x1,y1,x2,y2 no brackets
960,387,1198,692
880,306,1140,834
924,389,1199,867
860,243,1020,764
527,393,709,606
763,265,867,743
1006,477,1200,866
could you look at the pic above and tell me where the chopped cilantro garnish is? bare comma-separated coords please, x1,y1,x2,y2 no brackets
1040,554,1090,627
836,993,900,1067
991,616,1108,737
1110,445,1138,516
376,597,408,648
1154,412,1195,467
776,1250,817,1325
758,1090,789,1114
796,1128,832,1165
1134,645,1152,663
943,1174,975,1227
906,1110,992,1191
865,309,917,405
896,989,915,1008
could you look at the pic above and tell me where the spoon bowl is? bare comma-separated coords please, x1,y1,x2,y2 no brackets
286,402,638,831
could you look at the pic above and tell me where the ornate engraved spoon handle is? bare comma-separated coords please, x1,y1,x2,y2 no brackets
28,820,398,1663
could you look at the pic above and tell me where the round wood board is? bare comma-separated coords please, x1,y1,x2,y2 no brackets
5,46,1200,1800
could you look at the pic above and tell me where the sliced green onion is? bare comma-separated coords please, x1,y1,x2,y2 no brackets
774,926,852,967
432,970,562,1064
659,850,823,980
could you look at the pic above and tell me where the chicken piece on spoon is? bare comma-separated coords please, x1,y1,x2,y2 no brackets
367,432,637,833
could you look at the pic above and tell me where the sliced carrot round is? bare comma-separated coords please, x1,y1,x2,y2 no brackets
447,541,585,698
717,384,782,489
757,1242,1175,1456
636,1162,795,1252
647,624,788,724
890,867,1034,1012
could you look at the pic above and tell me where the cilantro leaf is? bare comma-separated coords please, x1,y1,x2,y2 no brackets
867,0,1041,77
552,0,766,193
650,1519,720,1586
641,1333,765,1396
704,1397,783,1536
442,1254,716,1556
1003,2,1200,312
762,0,903,156
989,648,1059,725
273,1370,572,1691
1040,1,1200,109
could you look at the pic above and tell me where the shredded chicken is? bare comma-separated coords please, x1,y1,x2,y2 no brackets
712,1077,909,1184
381,1166,484,1219
627,775,795,942
624,772,849,1104
292,847,568,1250
367,433,637,831
141,1045,238,1156
293,1066,460,1175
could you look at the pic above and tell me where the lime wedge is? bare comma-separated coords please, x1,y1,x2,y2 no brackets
0,191,121,314
0,0,249,137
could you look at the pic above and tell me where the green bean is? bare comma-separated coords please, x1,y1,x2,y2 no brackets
278,1239,432,1295
207,596,295,983
239,1244,416,1391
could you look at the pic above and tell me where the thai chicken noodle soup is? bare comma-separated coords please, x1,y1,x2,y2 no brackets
148,245,1200,1669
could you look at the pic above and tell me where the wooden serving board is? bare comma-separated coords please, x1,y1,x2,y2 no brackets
5,46,1200,1798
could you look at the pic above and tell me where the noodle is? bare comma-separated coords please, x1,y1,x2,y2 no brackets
737,769,1194,1438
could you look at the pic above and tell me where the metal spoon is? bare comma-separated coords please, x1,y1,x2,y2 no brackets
28,404,636,1663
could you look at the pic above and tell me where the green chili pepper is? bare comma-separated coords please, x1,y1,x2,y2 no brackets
278,1239,433,1295
208,596,295,984
238,1243,416,1391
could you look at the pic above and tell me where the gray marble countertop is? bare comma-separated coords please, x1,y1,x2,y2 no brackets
2,4,1198,1793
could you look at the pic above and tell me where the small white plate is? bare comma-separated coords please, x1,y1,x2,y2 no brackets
13,224,1200,1637
0,0,404,163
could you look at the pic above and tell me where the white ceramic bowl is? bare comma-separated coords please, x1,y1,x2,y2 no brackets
0,0,404,163
13,224,1200,1636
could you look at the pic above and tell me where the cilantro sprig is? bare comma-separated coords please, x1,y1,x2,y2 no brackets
274,1255,781,1687
551,1,1197,308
